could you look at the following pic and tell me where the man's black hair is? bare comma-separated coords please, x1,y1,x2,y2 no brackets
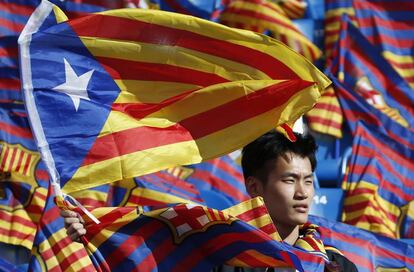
241,130,317,182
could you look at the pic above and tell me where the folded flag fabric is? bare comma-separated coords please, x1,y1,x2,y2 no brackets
310,215,414,272
19,0,330,194
150,0,224,21
342,122,414,239
219,0,321,62
76,197,307,271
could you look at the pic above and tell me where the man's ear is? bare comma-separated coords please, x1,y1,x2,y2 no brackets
245,176,264,198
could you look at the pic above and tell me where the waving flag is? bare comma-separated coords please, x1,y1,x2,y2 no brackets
333,19,414,129
342,122,414,239
332,75,414,148
19,1,329,194
181,155,249,206
352,0,414,89
29,184,95,272
305,86,343,138
0,102,49,250
310,215,414,272
78,197,314,271
278,0,307,19
219,0,321,62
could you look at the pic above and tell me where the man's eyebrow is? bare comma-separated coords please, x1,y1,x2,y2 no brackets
280,172,314,178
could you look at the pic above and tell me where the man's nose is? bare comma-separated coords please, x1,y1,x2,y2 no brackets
294,181,308,199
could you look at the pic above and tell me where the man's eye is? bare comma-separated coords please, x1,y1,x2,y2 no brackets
282,179,295,183
305,180,313,185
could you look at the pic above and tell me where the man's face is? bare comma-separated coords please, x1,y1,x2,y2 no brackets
258,152,314,227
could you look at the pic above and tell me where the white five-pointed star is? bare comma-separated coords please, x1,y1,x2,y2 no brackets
53,58,94,111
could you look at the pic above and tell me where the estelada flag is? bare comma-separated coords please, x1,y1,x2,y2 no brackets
19,0,330,194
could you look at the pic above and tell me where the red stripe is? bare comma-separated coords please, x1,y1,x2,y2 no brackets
22,154,31,176
35,169,50,181
0,121,32,139
14,149,24,173
97,56,228,87
127,194,169,206
7,147,17,172
0,210,35,228
343,198,397,222
134,230,174,271
306,115,342,129
259,222,278,236
0,45,17,58
154,172,200,195
234,251,273,267
0,17,25,33
0,225,35,241
86,207,136,234
104,218,163,269
191,169,249,201
0,78,20,90
69,14,300,80
0,146,9,171
355,1,414,13
50,238,90,270
172,227,278,271
0,3,34,16
235,205,268,222
223,7,301,35
82,123,193,166
209,157,244,185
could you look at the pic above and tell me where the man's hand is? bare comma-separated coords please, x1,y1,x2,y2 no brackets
60,210,86,242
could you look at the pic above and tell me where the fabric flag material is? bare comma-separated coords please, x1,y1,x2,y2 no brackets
29,184,95,272
0,35,21,103
332,19,414,129
332,75,414,148
310,215,414,272
19,1,330,194
175,155,250,206
352,0,414,89
219,0,321,62
150,0,224,20
324,0,355,61
305,86,343,138
77,197,314,271
0,101,49,250
342,122,414,239
107,171,205,209
278,0,307,19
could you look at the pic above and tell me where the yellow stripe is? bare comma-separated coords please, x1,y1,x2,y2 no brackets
80,37,271,83
325,8,355,20
225,1,291,27
105,9,330,90
346,221,396,238
128,187,198,206
3,147,12,172
114,80,201,104
307,122,342,138
383,50,414,64
99,80,288,137
306,107,343,121
10,148,21,171
63,254,93,272
66,141,201,194
194,84,320,159
343,192,400,218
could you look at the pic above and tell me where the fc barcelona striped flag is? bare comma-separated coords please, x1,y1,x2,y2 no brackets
342,122,414,239
19,1,330,194
310,215,414,272
77,197,320,271
219,0,321,62
151,0,224,20
333,19,414,129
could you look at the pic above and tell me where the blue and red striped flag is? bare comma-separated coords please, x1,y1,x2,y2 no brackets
342,122,414,239
19,1,329,194
332,19,414,129
76,197,322,271
310,215,414,272
219,0,321,62
352,0,414,89
183,155,249,206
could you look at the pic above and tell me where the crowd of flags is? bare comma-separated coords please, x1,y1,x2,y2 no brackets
0,0,413,271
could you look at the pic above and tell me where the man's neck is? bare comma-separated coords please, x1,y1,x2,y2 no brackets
275,223,299,245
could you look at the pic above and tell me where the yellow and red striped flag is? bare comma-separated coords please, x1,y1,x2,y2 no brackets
305,86,343,138
278,0,307,19
19,1,330,194
220,0,321,62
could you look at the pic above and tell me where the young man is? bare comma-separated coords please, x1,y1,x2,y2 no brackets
62,130,357,271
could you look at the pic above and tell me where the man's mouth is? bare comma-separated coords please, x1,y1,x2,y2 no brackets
293,204,308,213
